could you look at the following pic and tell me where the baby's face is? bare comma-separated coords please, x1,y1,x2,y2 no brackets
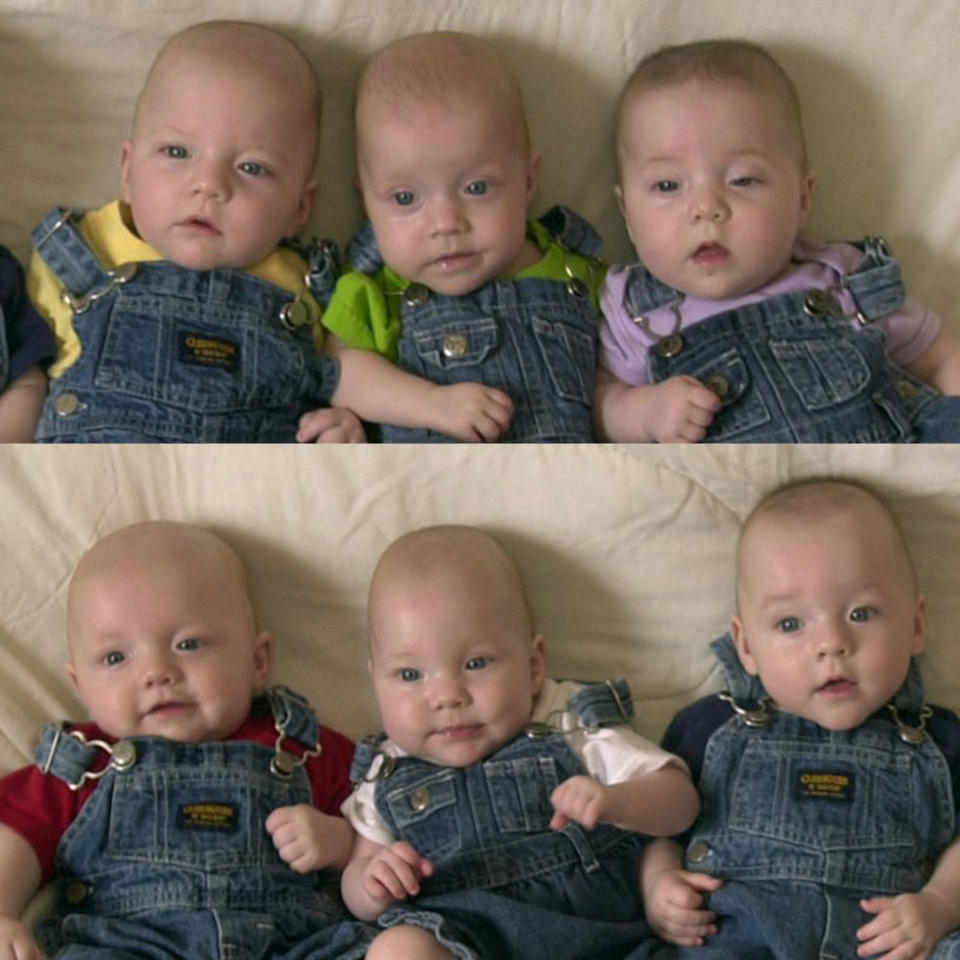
368,566,545,767
120,55,317,270
67,549,272,741
616,78,814,300
731,505,925,730
357,98,541,295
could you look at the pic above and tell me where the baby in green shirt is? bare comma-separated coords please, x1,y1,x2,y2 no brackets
301,31,605,443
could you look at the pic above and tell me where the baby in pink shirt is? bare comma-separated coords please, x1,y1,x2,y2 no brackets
595,39,960,443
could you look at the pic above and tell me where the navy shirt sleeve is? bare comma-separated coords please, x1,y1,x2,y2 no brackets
0,245,54,386
661,694,734,786
926,704,960,833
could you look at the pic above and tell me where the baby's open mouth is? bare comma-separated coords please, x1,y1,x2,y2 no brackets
692,243,729,264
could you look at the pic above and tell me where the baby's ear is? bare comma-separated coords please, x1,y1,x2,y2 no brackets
798,167,817,229
65,660,80,692
525,150,542,204
119,140,134,203
251,631,275,688
529,633,547,695
729,617,760,676
293,179,319,234
911,593,928,656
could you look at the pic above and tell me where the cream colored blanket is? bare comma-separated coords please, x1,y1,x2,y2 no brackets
1,0,957,336
2,444,959,772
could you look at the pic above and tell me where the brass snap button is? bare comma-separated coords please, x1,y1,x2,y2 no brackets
410,786,431,812
65,880,91,905
270,751,299,778
688,839,712,863
441,334,468,359
895,378,919,400
802,290,841,318
53,392,81,417
403,283,430,307
703,374,730,400
110,740,137,772
566,277,589,299
279,298,310,330
657,334,684,359
523,721,553,739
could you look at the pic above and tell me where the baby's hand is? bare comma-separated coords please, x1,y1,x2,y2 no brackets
362,841,433,905
645,868,722,946
858,891,957,959
430,383,513,442
296,406,367,443
643,376,721,443
550,775,608,830
265,804,351,873
0,915,46,960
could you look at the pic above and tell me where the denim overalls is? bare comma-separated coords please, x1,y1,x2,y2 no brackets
653,635,960,959
351,679,652,959
31,209,341,442
346,206,601,442
623,238,960,442
33,686,373,960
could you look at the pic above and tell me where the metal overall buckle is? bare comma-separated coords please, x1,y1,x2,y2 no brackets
40,723,137,791
717,692,776,728
270,709,322,778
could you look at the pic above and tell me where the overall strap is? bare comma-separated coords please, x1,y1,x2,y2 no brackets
349,733,388,784
844,236,906,322
621,262,683,316
536,206,602,258
33,723,136,790
264,684,320,749
30,209,112,298
345,221,383,276
566,678,634,726
710,632,768,705
287,237,342,310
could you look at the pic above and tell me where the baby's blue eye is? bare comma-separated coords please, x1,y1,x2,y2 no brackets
161,145,189,160
399,667,421,682
465,656,489,671
776,617,801,634
653,180,679,194
102,651,125,666
393,191,415,207
465,181,488,196
850,607,875,623
176,638,201,652
239,161,266,176
731,176,760,188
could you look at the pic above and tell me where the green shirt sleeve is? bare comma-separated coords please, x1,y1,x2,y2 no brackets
321,271,402,363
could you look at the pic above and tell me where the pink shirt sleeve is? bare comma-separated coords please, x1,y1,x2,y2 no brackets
598,266,652,384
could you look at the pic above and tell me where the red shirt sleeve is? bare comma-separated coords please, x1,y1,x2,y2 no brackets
0,761,93,883
306,725,355,814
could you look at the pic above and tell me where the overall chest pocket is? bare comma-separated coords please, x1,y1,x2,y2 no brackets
530,313,596,406
769,334,872,410
105,766,304,869
91,290,310,412
727,738,915,851
484,755,562,833
653,345,772,440
405,315,499,380
383,769,461,862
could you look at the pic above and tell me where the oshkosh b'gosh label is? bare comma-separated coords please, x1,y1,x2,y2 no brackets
177,332,240,371
794,770,855,802
177,802,238,831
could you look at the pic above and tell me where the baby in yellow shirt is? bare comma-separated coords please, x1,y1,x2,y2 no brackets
28,20,364,442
